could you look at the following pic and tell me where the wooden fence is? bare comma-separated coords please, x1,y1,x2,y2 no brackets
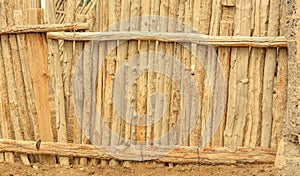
0,0,287,166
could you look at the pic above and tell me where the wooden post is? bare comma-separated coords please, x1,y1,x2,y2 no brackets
212,2,234,147
261,0,281,148
224,0,252,147
271,1,287,149
24,8,56,164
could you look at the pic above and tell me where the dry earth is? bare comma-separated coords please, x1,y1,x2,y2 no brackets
0,162,278,176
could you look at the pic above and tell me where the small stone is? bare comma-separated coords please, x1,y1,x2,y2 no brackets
32,165,38,169
122,161,131,168
109,159,119,166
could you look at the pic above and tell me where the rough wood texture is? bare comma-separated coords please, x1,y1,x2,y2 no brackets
0,0,15,164
0,139,276,164
49,38,69,166
271,1,287,149
0,0,289,165
224,0,252,147
47,32,287,47
212,4,234,146
244,0,268,148
24,8,55,164
1,1,30,165
261,0,281,148
0,23,89,34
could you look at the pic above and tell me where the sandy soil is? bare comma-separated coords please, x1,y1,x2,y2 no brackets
0,162,278,176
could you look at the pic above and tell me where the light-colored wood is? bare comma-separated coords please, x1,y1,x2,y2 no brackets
49,38,69,166
176,0,185,146
212,5,234,146
24,8,56,164
12,11,33,142
146,0,160,145
189,0,212,147
0,23,89,34
96,0,108,166
199,0,214,148
224,0,252,147
157,0,168,146
1,1,30,165
164,0,178,147
118,0,130,145
0,139,276,164
79,41,92,166
126,0,140,143
47,32,287,48
167,0,181,146
244,0,269,147
73,41,84,165
181,0,193,146
205,0,222,147
0,38,14,164
153,0,167,146
100,0,111,148
0,42,4,161
137,0,151,144
14,10,39,142
2,34,30,165
271,1,287,149
107,0,119,147
0,0,14,164
221,0,235,6
261,0,281,148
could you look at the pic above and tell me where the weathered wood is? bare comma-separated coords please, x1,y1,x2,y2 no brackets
176,0,185,146
271,1,288,149
49,38,69,166
0,43,4,161
261,0,281,148
14,10,39,142
95,0,108,166
155,0,168,146
167,0,181,146
117,0,130,146
146,0,160,146
125,0,140,144
1,1,30,165
181,0,193,146
0,23,89,34
0,0,15,164
164,0,178,146
244,0,269,147
24,8,56,164
224,0,252,147
12,11,33,143
73,41,84,165
137,0,151,144
47,32,287,47
205,0,222,147
0,139,276,164
212,5,234,146
190,0,212,147
107,0,120,147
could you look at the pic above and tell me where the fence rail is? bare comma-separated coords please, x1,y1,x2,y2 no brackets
47,31,288,47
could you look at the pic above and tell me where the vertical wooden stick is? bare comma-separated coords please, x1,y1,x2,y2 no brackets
224,0,252,148
261,0,281,148
271,1,287,149
24,8,56,164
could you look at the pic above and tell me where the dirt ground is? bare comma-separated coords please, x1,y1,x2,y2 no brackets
0,162,278,176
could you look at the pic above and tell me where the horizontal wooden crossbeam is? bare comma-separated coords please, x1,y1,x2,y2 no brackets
0,139,276,164
47,31,287,47
0,23,89,34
